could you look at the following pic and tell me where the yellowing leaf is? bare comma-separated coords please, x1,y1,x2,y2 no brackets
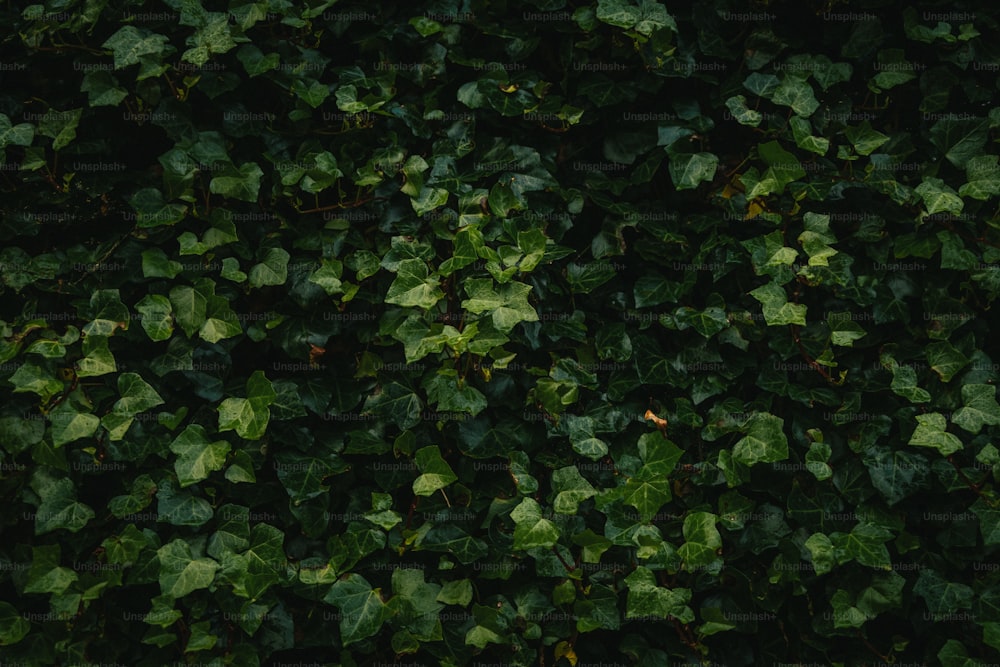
554,641,578,666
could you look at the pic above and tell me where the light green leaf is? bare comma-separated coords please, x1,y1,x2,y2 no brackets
749,281,807,326
733,412,788,466
510,497,560,549
952,384,1000,434
217,371,275,440
170,424,232,487
103,26,171,69
908,412,963,456
385,259,445,309
413,446,458,496
157,539,219,599
248,247,290,288
552,466,597,514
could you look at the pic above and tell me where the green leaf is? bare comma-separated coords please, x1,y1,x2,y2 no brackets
170,424,231,487
102,26,171,69
668,152,718,190
0,601,30,645
595,0,676,36
915,178,964,216
210,162,264,202
31,470,95,534
48,399,100,447
308,259,343,294
952,384,1000,434
889,363,931,403
385,259,445,309
135,294,174,341
772,77,819,117
423,373,488,416
845,121,890,155
248,247,290,288
566,261,617,294
552,466,597,514
677,511,722,571
959,154,1000,200
322,573,390,646
733,412,788,466
36,107,83,151
157,538,219,599
0,113,34,150
913,569,974,617
217,371,276,440
756,141,805,193
23,545,77,594
805,533,835,575
908,413,963,456
929,116,989,169
510,497,560,549
624,567,692,622
80,70,128,107
971,498,1000,546
7,360,64,401
836,522,892,569
461,278,538,333
749,282,806,326
925,341,969,382
413,446,458,496
724,95,762,127
129,188,187,227
169,282,209,337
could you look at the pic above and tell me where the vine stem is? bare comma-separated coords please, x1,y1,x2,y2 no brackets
946,455,992,502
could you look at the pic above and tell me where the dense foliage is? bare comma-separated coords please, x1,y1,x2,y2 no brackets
2,0,1000,665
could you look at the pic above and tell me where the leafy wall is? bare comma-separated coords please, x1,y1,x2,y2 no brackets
1,0,1000,665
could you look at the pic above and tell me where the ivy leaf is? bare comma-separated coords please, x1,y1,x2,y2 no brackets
805,533,835,575
385,259,445,309
915,178,964,216
510,497,560,549
31,470,95,534
413,446,458,496
47,398,100,447
461,278,538,333
668,152,718,190
733,412,788,466
677,512,722,571
248,247,290,288
908,413,963,456
724,95,762,126
929,116,989,169
210,162,264,202
157,539,219,599
103,26,171,68
845,121,890,155
952,384,1000,434
552,466,597,514
624,567,693,621
170,424,231,487
135,294,174,341
322,573,390,646
913,569,974,617
959,155,1000,200
749,282,807,326
835,523,892,569
217,371,276,440
771,76,819,117
889,363,931,403
0,601,30,645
